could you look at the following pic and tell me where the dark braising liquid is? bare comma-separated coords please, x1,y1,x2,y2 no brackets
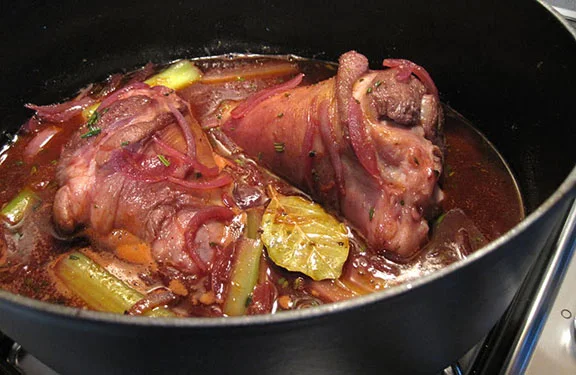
0,55,524,315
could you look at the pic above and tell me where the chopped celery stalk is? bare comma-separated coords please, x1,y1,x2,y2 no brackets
55,252,174,317
144,60,202,90
81,60,201,120
245,209,261,239
224,210,262,316
261,187,350,281
224,237,262,316
1,188,39,225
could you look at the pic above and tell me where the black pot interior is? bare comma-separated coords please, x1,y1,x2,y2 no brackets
0,2,575,374
1,0,575,215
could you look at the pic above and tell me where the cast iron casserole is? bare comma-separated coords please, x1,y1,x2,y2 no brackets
0,0,575,373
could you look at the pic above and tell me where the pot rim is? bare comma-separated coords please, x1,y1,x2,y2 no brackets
0,0,574,331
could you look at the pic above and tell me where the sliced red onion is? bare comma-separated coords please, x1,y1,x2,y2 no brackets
184,206,235,273
383,59,439,99
167,174,233,190
109,148,178,182
22,116,42,133
334,51,378,179
23,126,61,162
210,242,235,299
230,73,304,119
152,136,191,163
247,281,277,315
97,73,123,99
347,102,379,178
25,96,95,123
125,288,177,316
127,62,155,85
98,82,150,110
164,100,219,177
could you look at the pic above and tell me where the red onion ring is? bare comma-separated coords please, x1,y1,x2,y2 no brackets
383,58,439,99
125,288,177,316
164,99,219,177
347,102,379,178
167,174,233,190
230,73,304,119
184,206,235,273
25,96,95,123
23,126,61,162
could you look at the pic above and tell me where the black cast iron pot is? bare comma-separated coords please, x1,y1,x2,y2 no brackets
0,0,575,374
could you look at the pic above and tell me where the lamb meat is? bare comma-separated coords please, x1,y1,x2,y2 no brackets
52,84,243,276
221,51,444,258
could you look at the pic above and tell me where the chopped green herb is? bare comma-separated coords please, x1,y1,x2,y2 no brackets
308,150,316,157
375,80,382,88
69,254,80,261
82,109,105,138
216,114,222,120
369,207,375,221
366,87,373,94
236,76,245,81
234,158,245,166
80,127,101,139
121,141,130,147
257,152,263,161
244,293,253,307
209,241,217,248
274,142,285,153
86,110,100,127
14,160,24,166
400,200,405,206
293,277,304,290
50,160,58,165
195,172,203,179
157,154,171,167
277,112,284,118
30,165,38,175
311,168,319,182
435,213,446,226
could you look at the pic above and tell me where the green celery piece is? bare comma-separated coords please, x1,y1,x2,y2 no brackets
223,237,262,316
55,252,174,317
1,188,39,225
223,210,262,316
144,60,202,90
82,60,201,120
